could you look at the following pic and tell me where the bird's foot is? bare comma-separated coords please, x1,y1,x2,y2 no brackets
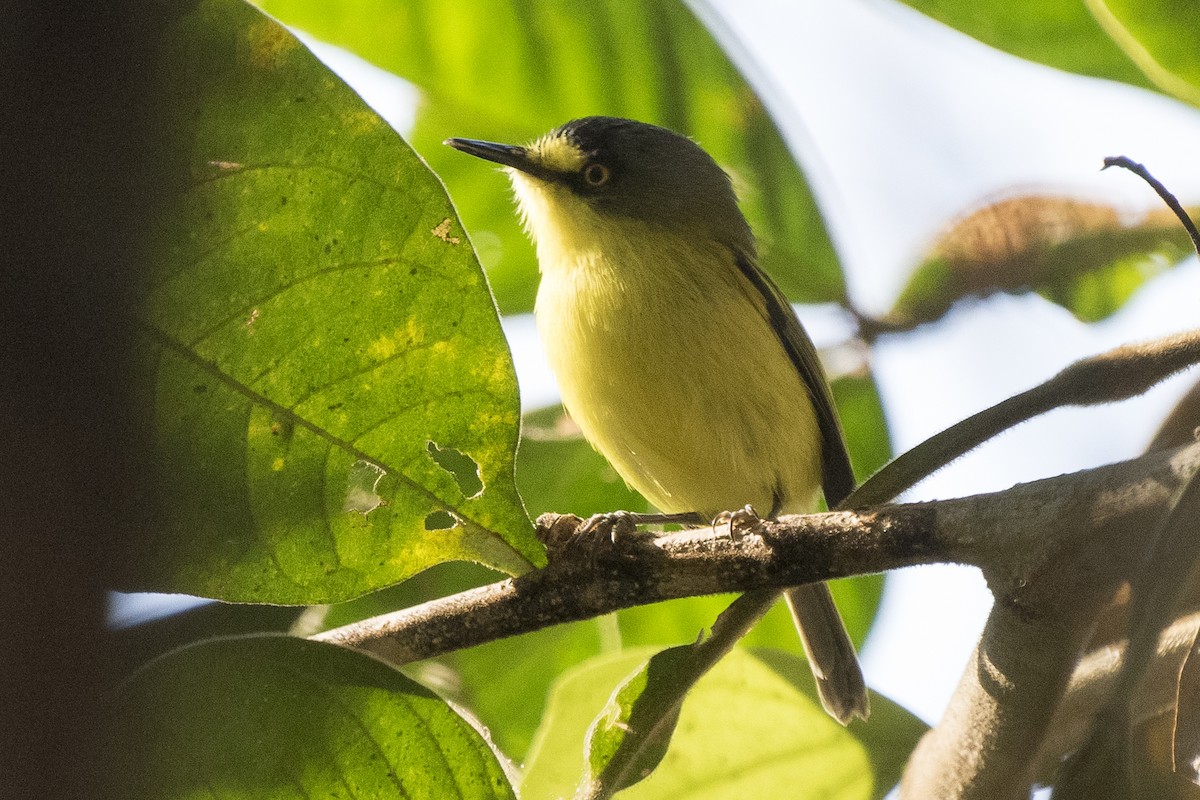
578,510,641,546
563,511,655,566
712,504,765,541
549,510,706,566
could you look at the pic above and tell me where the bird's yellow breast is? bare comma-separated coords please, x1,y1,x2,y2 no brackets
515,172,824,517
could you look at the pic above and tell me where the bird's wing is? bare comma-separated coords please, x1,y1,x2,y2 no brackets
734,252,856,508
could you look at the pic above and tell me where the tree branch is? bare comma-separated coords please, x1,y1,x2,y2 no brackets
899,441,1200,798
314,441,1200,662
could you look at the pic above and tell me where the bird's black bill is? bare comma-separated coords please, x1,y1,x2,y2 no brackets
444,137,557,182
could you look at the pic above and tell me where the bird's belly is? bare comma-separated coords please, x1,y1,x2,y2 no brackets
536,266,824,517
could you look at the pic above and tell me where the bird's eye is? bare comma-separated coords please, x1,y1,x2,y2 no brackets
582,163,611,187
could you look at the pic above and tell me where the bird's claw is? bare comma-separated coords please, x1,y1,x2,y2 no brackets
578,510,639,544
552,511,643,566
712,504,764,541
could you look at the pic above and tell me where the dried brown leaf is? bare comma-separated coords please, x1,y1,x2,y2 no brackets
888,194,1195,326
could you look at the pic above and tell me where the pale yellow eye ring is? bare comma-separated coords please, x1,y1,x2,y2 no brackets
583,163,611,187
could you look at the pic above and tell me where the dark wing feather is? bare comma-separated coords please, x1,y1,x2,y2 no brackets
734,252,855,507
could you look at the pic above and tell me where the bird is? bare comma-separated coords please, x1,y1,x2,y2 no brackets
446,116,869,724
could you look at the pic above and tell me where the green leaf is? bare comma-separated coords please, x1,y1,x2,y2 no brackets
1088,0,1200,107
516,405,650,519
522,648,925,800
751,648,929,798
522,650,651,800
253,0,844,313
108,635,516,800
887,195,1196,327
306,558,613,762
112,600,303,676
832,372,893,487
584,648,689,796
897,0,1154,89
438,619,615,762
133,0,541,603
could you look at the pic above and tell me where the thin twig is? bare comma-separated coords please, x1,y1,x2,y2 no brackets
850,329,1200,508
1103,156,1200,257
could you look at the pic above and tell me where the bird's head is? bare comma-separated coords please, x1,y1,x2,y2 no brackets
446,117,753,262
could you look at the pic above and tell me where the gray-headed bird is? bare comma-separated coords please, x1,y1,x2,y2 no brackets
447,117,869,723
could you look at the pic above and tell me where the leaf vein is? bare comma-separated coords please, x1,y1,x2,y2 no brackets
139,322,518,554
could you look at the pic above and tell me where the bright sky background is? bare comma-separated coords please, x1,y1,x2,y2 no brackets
113,0,1200,729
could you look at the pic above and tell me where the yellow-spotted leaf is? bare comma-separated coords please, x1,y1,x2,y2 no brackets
130,0,540,603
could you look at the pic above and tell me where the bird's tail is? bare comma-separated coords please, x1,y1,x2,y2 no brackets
784,582,870,724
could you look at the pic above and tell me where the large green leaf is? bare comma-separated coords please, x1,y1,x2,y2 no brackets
133,0,541,603
254,0,844,313
896,0,1154,89
752,649,929,798
436,619,616,762
584,647,689,796
108,635,516,799
112,600,303,675
305,555,613,762
521,648,926,800
1094,0,1200,107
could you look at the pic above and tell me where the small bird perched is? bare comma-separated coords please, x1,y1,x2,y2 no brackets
446,117,869,724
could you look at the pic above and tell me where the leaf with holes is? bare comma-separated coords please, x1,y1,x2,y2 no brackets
128,0,540,603
107,635,516,800
887,194,1197,327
